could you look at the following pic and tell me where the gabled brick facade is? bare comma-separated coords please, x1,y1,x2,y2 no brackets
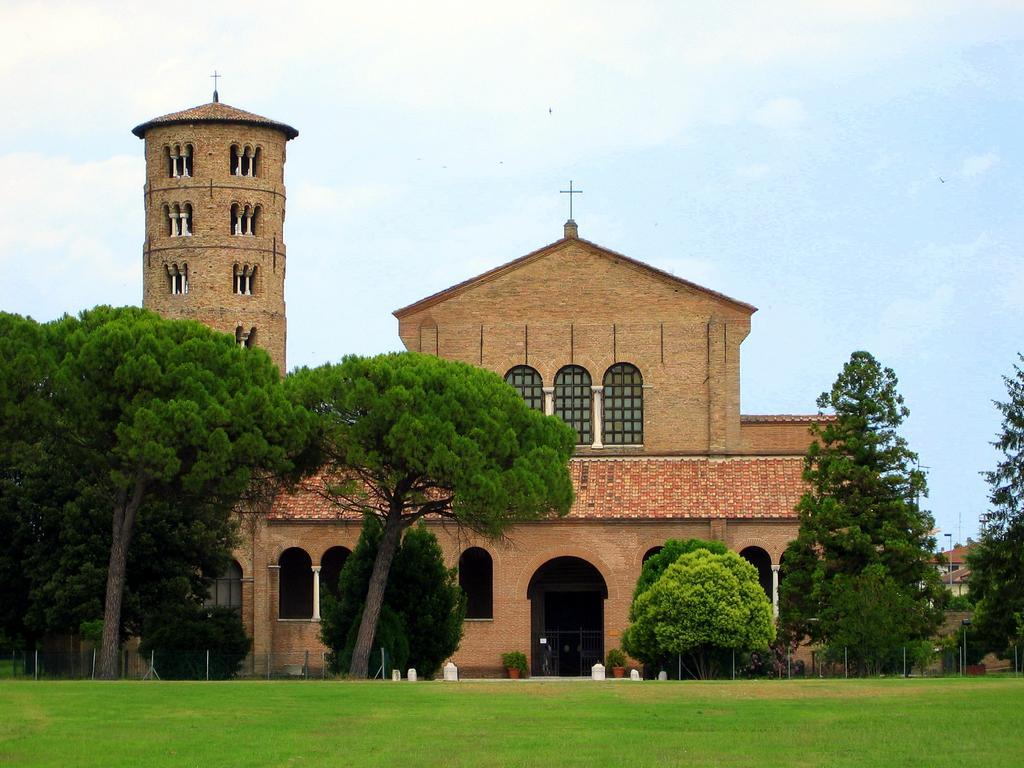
245,221,823,677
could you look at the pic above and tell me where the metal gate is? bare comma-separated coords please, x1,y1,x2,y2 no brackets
533,629,603,676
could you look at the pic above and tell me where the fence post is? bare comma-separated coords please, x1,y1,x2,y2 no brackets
266,652,271,680
902,647,906,678
322,651,327,680
731,650,735,681
92,649,96,680
787,650,791,680
206,650,210,681
844,647,848,679
304,650,309,679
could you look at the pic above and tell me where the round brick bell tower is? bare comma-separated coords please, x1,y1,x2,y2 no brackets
132,91,298,373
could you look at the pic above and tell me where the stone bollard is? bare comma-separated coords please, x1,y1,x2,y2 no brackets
657,671,668,681
443,662,458,681
392,669,401,681
591,663,606,680
407,668,417,682
630,669,641,681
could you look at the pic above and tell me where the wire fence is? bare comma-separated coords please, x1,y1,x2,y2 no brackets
0,650,336,681
1,645,1020,681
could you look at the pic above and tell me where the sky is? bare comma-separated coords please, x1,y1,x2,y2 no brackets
1,1,1021,546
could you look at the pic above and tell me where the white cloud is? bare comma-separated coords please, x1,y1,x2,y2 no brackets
289,182,397,216
0,152,141,319
961,152,999,178
736,163,772,181
750,98,808,130
875,284,956,358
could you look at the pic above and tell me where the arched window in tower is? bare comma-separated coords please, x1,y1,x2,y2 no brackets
504,366,544,411
603,363,643,445
554,365,592,445
166,203,192,237
166,262,188,295
233,263,256,295
236,326,258,349
459,547,494,619
232,204,257,236
250,205,260,236
232,145,257,177
166,144,193,178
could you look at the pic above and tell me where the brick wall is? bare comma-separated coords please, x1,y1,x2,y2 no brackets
139,123,290,373
244,515,799,676
396,237,752,455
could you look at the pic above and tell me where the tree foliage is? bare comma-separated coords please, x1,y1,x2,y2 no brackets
0,307,312,676
632,538,728,603
288,352,575,678
969,354,1024,655
139,604,251,680
623,549,774,679
320,517,465,678
778,351,943,670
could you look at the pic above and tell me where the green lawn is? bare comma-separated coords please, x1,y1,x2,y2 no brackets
0,678,1020,767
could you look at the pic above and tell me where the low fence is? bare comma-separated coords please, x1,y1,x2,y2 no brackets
0,650,335,681
1,646,1020,681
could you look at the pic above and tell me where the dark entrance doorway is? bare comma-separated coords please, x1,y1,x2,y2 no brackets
527,556,607,676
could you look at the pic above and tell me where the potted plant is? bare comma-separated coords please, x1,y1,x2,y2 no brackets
501,651,528,679
606,648,627,678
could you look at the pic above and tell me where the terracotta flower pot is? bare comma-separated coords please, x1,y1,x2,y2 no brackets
612,666,626,678
507,667,521,679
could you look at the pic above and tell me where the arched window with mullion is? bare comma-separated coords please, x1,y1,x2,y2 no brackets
603,363,643,445
504,365,544,411
554,365,592,445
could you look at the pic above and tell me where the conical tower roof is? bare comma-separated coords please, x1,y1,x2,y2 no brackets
132,101,298,140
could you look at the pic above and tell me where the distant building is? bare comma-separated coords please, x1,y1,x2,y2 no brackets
937,544,973,597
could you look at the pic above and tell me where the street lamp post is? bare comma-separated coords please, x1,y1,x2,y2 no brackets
961,619,972,676
945,533,953,590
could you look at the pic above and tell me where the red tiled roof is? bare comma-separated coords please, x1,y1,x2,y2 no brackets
270,456,806,522
569,457,804,519
132,101,299,139
741,414,836,424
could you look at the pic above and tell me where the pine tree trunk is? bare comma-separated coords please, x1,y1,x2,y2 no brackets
348,507,405,679
97,479,144,680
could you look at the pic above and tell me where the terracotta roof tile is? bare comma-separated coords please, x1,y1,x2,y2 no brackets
741,414,836,424
270,456,807,522
132,101,298,139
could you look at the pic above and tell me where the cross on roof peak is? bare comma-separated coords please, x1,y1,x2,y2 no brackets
560,180,582,221
210,70,222,103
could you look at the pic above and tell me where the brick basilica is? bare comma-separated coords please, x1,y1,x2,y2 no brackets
133,96,822,677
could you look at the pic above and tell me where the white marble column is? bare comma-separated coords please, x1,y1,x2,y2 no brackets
590,385,604,448
312,566,321,621
771,564,780,618
542,386,554,416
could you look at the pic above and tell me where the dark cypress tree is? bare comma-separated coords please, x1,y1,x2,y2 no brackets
779,351,944,673
969,355,1024,655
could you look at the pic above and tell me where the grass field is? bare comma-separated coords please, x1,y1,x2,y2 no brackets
0,677,1021,767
